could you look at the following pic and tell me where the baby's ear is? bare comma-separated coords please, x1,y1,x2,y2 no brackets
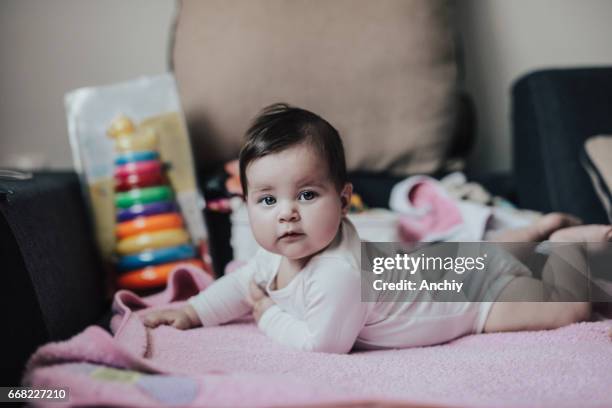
340,182,353,215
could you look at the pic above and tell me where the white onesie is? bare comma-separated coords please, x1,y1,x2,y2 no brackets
188,218,529,353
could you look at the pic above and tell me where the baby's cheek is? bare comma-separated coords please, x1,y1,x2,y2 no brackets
309,206,342,243
320,220,341,242
249,212,277,251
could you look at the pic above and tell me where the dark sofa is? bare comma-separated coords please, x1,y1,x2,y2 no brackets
0,172,106,386
512,67,612,224
1,67,610,386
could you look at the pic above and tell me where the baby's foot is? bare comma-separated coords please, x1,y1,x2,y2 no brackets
533,213,583,240
549,225,612,242
492,212,582,242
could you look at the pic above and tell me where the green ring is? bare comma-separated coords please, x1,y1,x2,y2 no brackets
115,186,173,209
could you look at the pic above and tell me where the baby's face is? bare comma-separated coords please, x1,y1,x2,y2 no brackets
245,143,349,262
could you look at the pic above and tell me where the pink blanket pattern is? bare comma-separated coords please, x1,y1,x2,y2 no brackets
24,266,612,408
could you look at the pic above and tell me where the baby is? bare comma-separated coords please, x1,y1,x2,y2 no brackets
144,103,611,352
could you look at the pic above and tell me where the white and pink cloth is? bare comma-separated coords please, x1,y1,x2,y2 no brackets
389,173,537,242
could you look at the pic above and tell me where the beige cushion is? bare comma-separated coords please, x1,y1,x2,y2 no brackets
173,0,457,175
583,135,612,222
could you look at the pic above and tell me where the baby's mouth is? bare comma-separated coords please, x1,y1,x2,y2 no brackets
278,231,305,241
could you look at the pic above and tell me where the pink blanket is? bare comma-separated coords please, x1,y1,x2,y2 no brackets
24,266,612,407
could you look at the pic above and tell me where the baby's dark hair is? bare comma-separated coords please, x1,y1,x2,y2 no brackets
239,103,347,196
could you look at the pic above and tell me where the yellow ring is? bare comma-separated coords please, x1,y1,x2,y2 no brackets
114,129,158,153
116,228,190,255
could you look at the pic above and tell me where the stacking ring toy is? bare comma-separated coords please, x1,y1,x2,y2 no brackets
115,186,173,209
114,160,162,179
115,151,159,166
114,162,163,191
114,130,157,153
116,228,190,255
117,259,205,289
116,200,177,222
116,213,183,239
115,170,163,192
117,244,196,271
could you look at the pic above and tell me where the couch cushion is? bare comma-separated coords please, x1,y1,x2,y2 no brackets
582,135,612,223
173,0,458,175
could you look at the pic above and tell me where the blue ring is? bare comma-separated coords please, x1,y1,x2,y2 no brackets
115,151,159,166
117,244,196,271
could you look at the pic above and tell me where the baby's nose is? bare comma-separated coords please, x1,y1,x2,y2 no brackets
278,202,300,223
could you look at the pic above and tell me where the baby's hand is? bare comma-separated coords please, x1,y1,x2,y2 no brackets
252,297,275,323
249,279,274,323
142,305,201,330
249,279,267,304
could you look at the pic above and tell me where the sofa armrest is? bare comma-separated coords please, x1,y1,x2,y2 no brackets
512,67,612,223
0,171,107,385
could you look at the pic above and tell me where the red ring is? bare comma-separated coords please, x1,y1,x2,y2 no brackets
114,160,162,178
117,259,205,290
115,169,163,192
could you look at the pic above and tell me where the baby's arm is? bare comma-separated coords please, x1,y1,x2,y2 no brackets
187,261,256,327
143,258,258,329
258,260,368,353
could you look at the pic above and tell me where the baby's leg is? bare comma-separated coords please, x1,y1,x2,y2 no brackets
548,223,612,291
549,224,612,242
484,223,611,333
489,212,582,242
485,233,595,333
487,213,581,267
483,277,591,333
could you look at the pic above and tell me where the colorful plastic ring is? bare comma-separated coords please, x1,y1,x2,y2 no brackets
116,228,190,255
115,186,173,209
115,130,157,153
114,162,163,192
115,151,159,166
116,201,177,222
117,259,205,290
117,244,196,271
115,170,163,192
114,160,162,179
116,213,183,239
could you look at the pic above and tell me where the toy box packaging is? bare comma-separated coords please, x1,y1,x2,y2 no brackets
65,74,211,292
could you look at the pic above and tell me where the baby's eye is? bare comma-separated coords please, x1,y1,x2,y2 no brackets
298,191,317,201
258,196,276,206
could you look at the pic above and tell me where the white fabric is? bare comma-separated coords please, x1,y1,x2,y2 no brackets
188,218,524,353
389,175,491,241
389,173,535,241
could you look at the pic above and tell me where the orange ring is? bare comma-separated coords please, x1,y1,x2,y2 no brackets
116,213,183,239
117,259,205,290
